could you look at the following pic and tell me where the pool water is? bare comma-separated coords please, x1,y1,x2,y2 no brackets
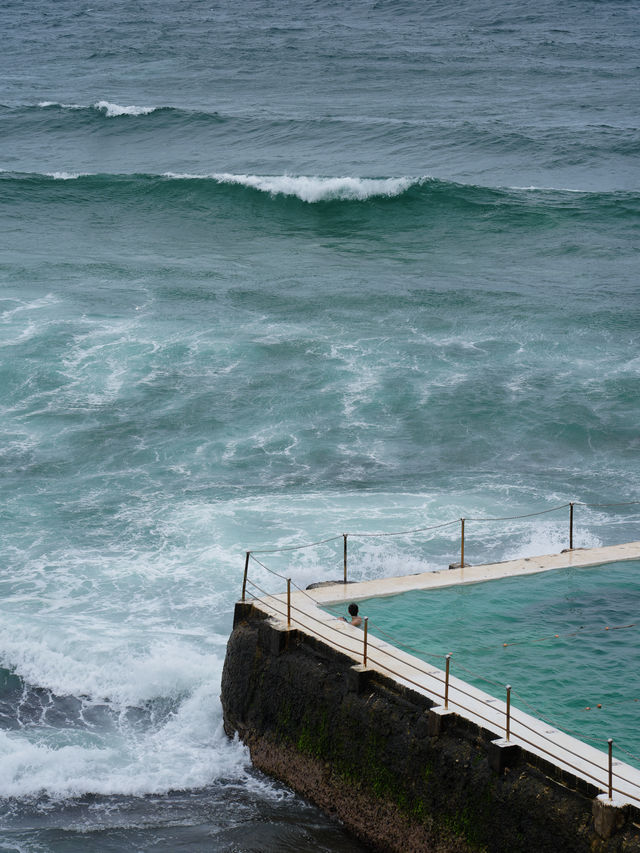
328,560,640,768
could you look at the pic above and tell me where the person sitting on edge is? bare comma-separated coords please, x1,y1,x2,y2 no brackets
339,602,362,627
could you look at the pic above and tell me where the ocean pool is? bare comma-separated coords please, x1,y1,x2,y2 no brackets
328,560,640,768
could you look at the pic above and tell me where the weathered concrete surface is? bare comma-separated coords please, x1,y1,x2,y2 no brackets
221,605,640,853
308,540,640,608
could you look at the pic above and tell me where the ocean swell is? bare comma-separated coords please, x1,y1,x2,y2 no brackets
2,170,637,231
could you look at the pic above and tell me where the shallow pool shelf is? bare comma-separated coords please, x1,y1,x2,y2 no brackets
221,542,640,853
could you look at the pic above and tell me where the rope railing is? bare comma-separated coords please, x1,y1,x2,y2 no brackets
250,533,344,554
243,499,640,581
284,588,638,803
508,692,640,798
254,570,556,745
465,504,572,522
347,518,461,539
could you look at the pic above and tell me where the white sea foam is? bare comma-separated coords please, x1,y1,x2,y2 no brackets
37,101,84,110
47,171,83,180
94,100,158,117
36,100,158,116
0,616,221,706
164,172,419,202
0,683,251,799
502,522,602,561
0,597,251,799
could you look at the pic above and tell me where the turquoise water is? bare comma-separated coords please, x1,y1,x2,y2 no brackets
339,560,640,768
1,0,640,850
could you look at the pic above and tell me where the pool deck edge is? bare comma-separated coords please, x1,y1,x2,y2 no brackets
306,540,640,606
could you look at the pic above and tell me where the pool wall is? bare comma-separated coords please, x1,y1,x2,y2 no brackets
221,542,640,853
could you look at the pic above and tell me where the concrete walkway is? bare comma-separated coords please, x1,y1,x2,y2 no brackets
310,539,640,605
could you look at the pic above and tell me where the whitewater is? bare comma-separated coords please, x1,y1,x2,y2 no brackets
1,0,639,850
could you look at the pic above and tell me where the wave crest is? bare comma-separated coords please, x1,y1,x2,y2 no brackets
37,100,159,117
47,171,83,180
166,172,421,202
94,100,158,117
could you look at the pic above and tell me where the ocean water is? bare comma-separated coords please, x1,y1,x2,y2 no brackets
1,0,639,850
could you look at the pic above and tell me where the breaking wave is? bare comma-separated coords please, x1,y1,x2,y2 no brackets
37,100,161,117
165,172,419,201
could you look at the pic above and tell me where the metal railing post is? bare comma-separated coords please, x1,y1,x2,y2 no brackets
608,738,613,798
343,533,348,583
287,578,291,627
363,617,369,666
445,653,451,709
506,685,512,741
242,551,250,601
460,518,465,568
569,502,574,550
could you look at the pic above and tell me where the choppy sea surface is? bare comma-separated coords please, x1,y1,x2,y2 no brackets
1,1,639,850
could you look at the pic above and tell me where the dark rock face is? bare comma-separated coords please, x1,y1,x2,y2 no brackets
221,606,640,853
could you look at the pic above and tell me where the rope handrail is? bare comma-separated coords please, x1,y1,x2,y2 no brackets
275,580,452,683
508,694,640,795
255,588,448,694
350,518,460,539
465,503,570,522
248,520,459,554
250,577,450,688
578,501,640,508
250,533,344,554
248,552,289,579
247,577,450,690
254,591,639,804
247,543,640,698
248,580,640,764
245,500,640,557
